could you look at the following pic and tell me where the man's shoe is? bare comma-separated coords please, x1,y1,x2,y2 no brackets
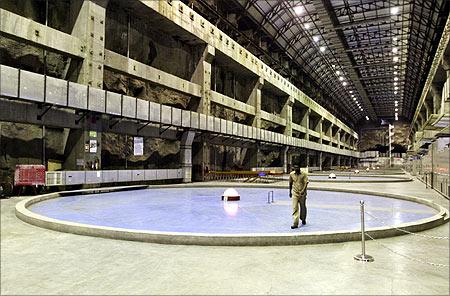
291,225,298,229
301,220,306,225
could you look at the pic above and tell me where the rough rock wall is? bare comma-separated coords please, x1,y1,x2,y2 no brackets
0,122,66,182
212,67,256,103
0,37,71,79
261,92,284,115
261,121,284,133
101,133,180,169
105,1,201,80
359,122,410,152
103,69,193,109
392,122,410,149
210,103,247,123
0,0,72,33
292,106,308,125
208,145,245,171
258,149,281,167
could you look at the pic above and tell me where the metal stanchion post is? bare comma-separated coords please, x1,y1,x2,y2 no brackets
354,200,374,262
267,191,274,204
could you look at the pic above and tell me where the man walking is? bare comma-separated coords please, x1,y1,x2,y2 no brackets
289,165,309,229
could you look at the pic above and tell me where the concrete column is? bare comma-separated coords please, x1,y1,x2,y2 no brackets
412,158,418,176
336,128,341,149
248,77,264,128
423,99,431,119
318,117,323,144
305,150,310,169
301,109,310,140
71,0,108,88
430,84,442,114
337,155,341,167
242,145,259,170
440,57,449,113
192,45,215,115
282,96,294,136
282,146,289,173
326,123,333,138
318,151,323,171
443,55,450,79
192,141,209,181
418,111,426,128
180,131,196,183
343,133,348,148
63,117,102,170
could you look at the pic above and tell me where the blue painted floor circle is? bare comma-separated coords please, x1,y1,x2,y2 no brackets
29,187,436,234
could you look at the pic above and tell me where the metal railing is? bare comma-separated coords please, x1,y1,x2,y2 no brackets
205,170,285,183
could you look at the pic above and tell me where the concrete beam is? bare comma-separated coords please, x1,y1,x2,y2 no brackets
260,110,287,126
0,9,85,59
210,90,256,116
292,122,307,134
104,50,201,97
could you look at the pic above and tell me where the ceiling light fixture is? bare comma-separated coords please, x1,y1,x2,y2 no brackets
393,56,399,62
336,70,341,75
394,86,399,90
392,47,398,54
319,46,326,52
394,71,398,75
349,90,353,94
391,7,399,15
394,91,398,95
294,5,304,15
342,81,347,86
339,76,344,81
304,23,311,29
313,36,319,42
366,116,369,121
394,77,399,81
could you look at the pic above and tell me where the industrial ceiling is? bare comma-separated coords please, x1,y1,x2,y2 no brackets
186,0,449,127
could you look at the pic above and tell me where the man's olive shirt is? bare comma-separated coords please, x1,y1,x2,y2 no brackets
289,171,309,196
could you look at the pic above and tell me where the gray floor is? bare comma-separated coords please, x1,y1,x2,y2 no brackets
1,176,449,295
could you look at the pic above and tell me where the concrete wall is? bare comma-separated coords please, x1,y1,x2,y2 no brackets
406,137,449,198
0,0,362,188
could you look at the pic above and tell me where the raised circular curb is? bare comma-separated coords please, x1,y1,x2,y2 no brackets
281,175,413,183
15,184,448,246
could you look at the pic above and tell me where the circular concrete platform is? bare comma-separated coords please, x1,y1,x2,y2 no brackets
15,185,448,246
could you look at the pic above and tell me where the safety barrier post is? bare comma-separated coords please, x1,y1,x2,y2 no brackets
354,200,374,262
267,191,274,204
